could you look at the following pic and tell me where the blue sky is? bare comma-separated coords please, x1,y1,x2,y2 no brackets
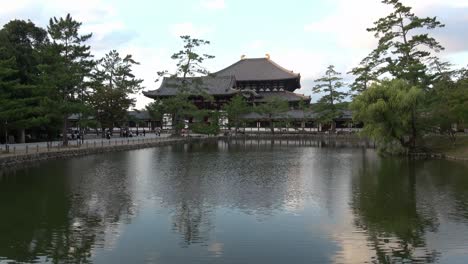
1,0,468,108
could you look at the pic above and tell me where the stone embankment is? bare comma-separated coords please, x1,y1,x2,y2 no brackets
0,133,375,168
0,137,201,168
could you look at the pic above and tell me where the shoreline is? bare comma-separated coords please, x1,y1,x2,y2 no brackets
1,134,466,168
0,137,201,168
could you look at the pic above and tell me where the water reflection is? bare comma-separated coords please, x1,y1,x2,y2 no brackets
0,154,136,263
1,140,468,263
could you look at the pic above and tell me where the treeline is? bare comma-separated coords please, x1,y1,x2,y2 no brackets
310,0,468,154
0,14,143,145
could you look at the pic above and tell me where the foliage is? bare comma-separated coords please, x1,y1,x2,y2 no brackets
351,79,425,153
363,0,445,86
40,14,94,145
348,55,379,95
152,35,215,135
222,95,250,133
425,67,468,140
255,96,289,134
153,94,198,134
313,65,347,129
157,35,215,82
90,50,143,131
0,20,50,142
191,110,220,135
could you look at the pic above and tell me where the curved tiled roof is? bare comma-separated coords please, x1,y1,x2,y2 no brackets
143,76,238,98
255,91,310,102
214,58,300,81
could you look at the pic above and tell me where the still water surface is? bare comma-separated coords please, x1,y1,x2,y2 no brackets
1,140,468,263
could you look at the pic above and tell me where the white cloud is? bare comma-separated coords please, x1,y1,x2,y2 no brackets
169,22,214,38
200,0,226,10
304,0,468,53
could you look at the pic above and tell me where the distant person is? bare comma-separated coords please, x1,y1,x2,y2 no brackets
136,130,139,137
143,129,146,137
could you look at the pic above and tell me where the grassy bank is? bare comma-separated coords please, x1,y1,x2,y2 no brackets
424,134,468,160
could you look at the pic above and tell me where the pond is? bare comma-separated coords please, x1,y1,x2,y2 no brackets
1,139,468,263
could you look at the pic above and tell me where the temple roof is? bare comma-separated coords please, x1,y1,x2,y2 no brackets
214,58,300,81
256,91,310,103
143,76,238,98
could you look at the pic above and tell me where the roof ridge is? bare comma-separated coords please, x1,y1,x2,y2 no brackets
265,59,299,76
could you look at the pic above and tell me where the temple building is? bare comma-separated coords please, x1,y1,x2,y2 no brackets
143,56,311,109
143,56,356,132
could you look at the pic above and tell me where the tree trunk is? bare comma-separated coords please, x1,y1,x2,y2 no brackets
62,115,69,146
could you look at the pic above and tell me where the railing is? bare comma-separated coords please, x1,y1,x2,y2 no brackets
0,135,176,156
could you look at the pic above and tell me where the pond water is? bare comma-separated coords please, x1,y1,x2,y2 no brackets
1,139,468,264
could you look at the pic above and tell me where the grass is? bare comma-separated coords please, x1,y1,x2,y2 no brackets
424,134,468,159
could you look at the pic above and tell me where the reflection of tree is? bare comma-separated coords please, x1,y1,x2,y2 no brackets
0,155,135,263
350,157,439,263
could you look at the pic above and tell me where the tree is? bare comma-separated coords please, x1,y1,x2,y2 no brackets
426,66,468,141
223,95,250,134
348,54,379,95
351,79,425,153
160,94,198,134
313,65,347,131
90,50,143,135
364,0,445,85
255,96,289,134
0,20,50,142
154,35,215,135
40,14,94,145
158,35,215,80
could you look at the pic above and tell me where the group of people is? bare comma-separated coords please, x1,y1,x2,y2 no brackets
101,128,163,140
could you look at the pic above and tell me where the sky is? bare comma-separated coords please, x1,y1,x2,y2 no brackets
1,0,468,108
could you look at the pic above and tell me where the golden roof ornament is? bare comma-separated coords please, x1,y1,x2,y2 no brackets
241,55,246,60
265,53,270,59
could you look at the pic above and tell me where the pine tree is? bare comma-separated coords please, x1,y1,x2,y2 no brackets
0,20,50,142
365,0,445,85
90,50,143,135
313,65,347,131
41,14,94,145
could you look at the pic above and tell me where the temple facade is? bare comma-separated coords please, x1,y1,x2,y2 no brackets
143,56,310,109
143,56,356,132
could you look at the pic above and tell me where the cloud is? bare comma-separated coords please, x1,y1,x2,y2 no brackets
0,0,136,51
200,0,226,10
304,0,468,53
169,22,214,38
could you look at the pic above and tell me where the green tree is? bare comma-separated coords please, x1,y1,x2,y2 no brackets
365,0,445,85
313,65,347,131
255,96,289,134
223,95,250,134
0,20,50,142
90,50,143,135
41,14,94,145
348,54,379,95
154,35,215,135
146,101,165,129
426,66,468,141
158,35,215,80
351,79,425,153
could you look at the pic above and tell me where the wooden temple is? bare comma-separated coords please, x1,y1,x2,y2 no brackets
143,56,311,109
